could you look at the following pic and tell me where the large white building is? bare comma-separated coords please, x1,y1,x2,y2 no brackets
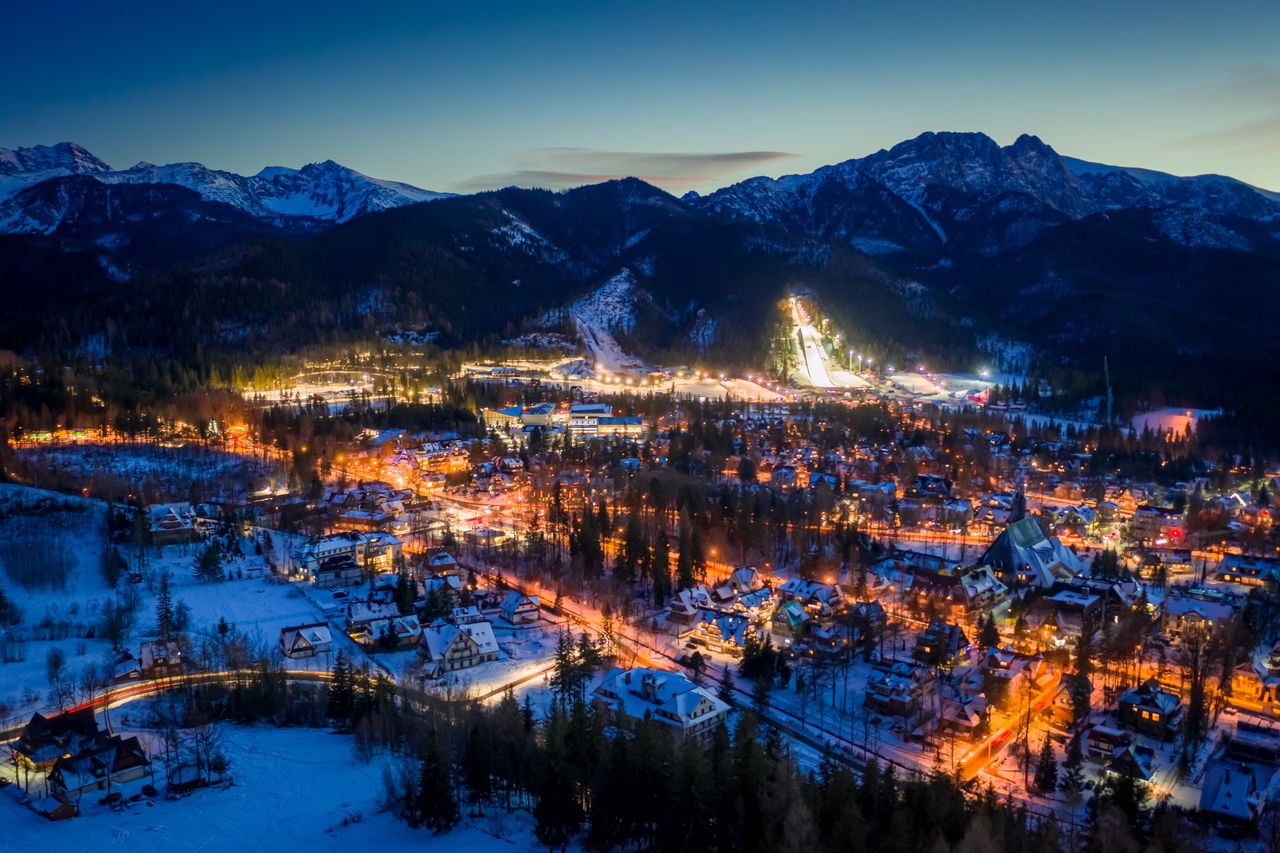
292,531,404,580
591,667,730,742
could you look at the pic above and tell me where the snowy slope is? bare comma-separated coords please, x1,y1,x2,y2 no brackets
568,268,649,373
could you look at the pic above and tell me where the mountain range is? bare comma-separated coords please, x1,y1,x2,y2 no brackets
0,142,452,232
0,132,1277,405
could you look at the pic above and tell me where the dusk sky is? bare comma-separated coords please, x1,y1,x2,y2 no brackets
6,0,1278,194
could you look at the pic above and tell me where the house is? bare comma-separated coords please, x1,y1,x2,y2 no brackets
940,691,990,741
729,566,764,595
147,502,200,545
1162,588,1239,638
683,609,757,656
15,710,154,805
913,620,970,669
1105,742,1158,783
420,619,500,673
1216,554,1280,586
591,667,729,742
776,578,845,613
1199,762,1264,829
981,647,1050,708
668,586,712,625
976,516,1084,589
770,599,810,644
1026,588,1101,645
450,605,485,625
313,555,364,589
49,734,153,802
15,709,101,773
1085,724,1132,762
500,591,541,625
294,531,404,580
1117,678,1183,740
864,661,936,718
351,615,422,649
138,639,183,678
346,600,401,630
279,623,333,659
424,549,460,576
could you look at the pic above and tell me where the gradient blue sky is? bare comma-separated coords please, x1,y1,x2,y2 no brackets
5,0,1278,194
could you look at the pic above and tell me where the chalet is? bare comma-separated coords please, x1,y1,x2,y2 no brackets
147,502,199,546
49,734,153,802
420,619,500,673
15,709,101,773
1086,724,1132,762
1117,678,1183,740
450,605,485,625
351,615,422,649
1162,588,1239,638
279,623,333,659
976,516,1084,589
668,586,713,625
864,662,936,718
770,599,810,644
940,691,990,741
683,609,756,656
138,639,183,678
729,566,764,594
981,647,1050,708
913,620,970,669
1026,588,1100,644
294,531,404,580
776,578,844,614
1216,554,1280,586
1199,762,1264,829
424,549,460,576
592,667,729,743
1105,742,1158,783
346,600,401,631
500,591,541,625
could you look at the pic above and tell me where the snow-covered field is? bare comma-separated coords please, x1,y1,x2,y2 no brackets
1131,407,1221,436
2,723,550,852
0,484,328,718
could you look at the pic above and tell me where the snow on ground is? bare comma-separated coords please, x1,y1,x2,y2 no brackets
0,484,332,718
1131,407,1221,436
1,723,555,852
569,269,649,374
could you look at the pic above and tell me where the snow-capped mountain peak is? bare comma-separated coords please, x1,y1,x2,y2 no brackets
0,143,452,228
693,130,1279,255
0,141,111,176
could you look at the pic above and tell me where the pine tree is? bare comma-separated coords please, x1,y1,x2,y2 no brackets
327,651,353,723
718,665,736,704
533,759,582,851
1033,736,1057,794
416,732,460,832
651,531,672,606
676,524,695,592
979,614,1000,650
1060,735,1085,798
155,573,175,640
394,570,416,615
